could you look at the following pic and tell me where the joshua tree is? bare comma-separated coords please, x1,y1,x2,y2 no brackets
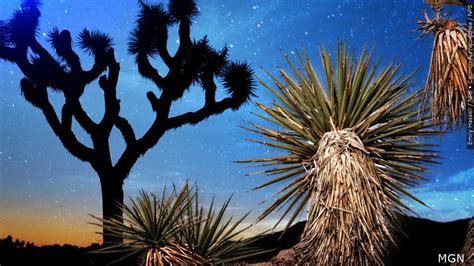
0,0,255,245
241,44,439,264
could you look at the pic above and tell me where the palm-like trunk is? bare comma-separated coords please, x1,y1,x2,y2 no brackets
294,129,395,265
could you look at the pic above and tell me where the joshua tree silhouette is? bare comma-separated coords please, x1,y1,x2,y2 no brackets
0,0,255,245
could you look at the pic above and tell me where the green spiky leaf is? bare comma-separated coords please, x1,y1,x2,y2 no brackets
177,190,271,264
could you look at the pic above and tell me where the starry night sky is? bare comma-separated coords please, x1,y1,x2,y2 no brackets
0,0,473,246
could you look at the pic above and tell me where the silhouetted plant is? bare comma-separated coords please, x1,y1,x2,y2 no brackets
91,183,267,265
241,44,439,264
0,0,255,246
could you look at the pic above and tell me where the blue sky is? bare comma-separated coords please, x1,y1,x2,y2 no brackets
0,0,473,245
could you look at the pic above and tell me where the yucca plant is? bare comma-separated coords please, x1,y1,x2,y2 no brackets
417,10,468,128
91,182,207,265
177,191,271,264
92,182,268,265
241,43,439,264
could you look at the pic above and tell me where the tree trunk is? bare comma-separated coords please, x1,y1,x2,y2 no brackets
100,176,124,246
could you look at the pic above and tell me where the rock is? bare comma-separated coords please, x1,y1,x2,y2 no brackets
270,248,297,264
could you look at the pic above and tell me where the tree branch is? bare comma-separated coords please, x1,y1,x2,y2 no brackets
28,39,69,90
30,39,58,66
9,50,34,78
83,54,108,85
202,74,217,106
63,49,82,73
40,102,95,162
157,42,173,68
99,49,120,130
70,99,98,134
51,30,83,73
115,116,136,146
113,93,171,178
114,119,166,180
137,52,164,88
166,97,236,130
173,18,191,63
146,91,161,112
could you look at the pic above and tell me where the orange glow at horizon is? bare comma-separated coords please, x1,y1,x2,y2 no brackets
1,202,102,247
0,198,281,247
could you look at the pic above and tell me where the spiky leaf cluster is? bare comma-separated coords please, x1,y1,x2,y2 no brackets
48,27,73,59
223,62,257,108
168,0,199,22
191,37,229,78
242,44,439,231
92,182,267,265
178,191,270,264
78,29,113,56
182,37,228,85
183,38,243,89
0,20,8,48
3,0,41,48
129,1,171,57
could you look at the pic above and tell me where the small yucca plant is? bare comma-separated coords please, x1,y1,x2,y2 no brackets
91,182,206,265
417,10,468,129
241,43,439,264
92,182,266,265
177,191,270,264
